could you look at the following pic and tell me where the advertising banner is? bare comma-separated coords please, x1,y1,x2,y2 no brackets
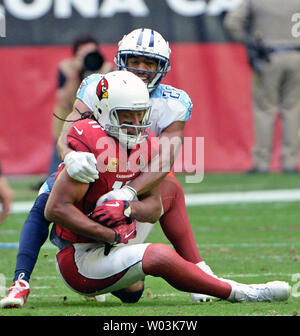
1,0,280,175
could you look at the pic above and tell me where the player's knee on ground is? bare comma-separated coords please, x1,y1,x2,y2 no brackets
111,280,145,303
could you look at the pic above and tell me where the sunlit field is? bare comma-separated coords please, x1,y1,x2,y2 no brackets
1,173,299,317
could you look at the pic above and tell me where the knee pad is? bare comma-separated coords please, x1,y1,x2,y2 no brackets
111,286,144,304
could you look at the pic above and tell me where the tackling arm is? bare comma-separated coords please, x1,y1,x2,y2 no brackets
52,83,78,142
129,185,162,223
129,121,185,196
56,99,99,183
56,98,91,161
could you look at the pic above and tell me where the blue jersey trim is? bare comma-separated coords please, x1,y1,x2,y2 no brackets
76,74,102,101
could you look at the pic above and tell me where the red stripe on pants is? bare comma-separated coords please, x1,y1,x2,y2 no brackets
56,245,128,294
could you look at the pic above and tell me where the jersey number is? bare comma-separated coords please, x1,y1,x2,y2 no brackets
162,86,181,99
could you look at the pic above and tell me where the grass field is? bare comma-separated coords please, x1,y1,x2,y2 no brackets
0,173,300,318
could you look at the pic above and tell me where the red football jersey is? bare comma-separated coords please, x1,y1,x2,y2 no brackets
55,118,158,243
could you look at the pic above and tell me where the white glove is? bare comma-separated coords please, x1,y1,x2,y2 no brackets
64,151,99,183
96,185,138,206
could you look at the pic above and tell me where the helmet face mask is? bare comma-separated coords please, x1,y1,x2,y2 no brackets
93,71,152,148
115,28,171,93
106,107,151,148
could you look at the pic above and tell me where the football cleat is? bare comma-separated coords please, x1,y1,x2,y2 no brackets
0,275,30,308
190,261,218,303
95,294,106,302
228,280,290,302
190,293,215,303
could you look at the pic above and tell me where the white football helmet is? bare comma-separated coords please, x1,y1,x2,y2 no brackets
115,28,171,93
93,71,152,148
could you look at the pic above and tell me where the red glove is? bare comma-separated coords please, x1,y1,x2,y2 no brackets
90,200,132,227
113,220,137,244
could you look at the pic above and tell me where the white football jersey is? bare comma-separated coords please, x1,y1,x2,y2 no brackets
76,73,193,137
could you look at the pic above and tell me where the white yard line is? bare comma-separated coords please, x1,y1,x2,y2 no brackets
1,241,300,250
185,189,300,206
195,242,300,248
9,188,300,214
26,272,295,281
11,201,35,213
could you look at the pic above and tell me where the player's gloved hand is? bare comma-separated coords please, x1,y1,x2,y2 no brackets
64,151,99,183
113,220,137,244
96,185,138,205
90,200,132,227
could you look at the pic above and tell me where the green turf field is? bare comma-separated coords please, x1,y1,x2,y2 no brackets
0,173,300,316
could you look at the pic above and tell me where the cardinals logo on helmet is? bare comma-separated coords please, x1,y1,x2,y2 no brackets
96,77,109,100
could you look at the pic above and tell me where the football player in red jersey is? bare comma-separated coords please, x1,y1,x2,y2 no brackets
45,71,162,299
44,71,290,303
58,29,212,302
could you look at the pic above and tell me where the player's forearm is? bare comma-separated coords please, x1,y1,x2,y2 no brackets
53,105,71,140
129,171,168,197
45,203,115,243
56,110,80,160
129,193,162,223
56,132,72,161
130,137,180,195
130,125,184,196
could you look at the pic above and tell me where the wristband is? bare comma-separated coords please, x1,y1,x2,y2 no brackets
125,185,138,198
114,232,121,244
